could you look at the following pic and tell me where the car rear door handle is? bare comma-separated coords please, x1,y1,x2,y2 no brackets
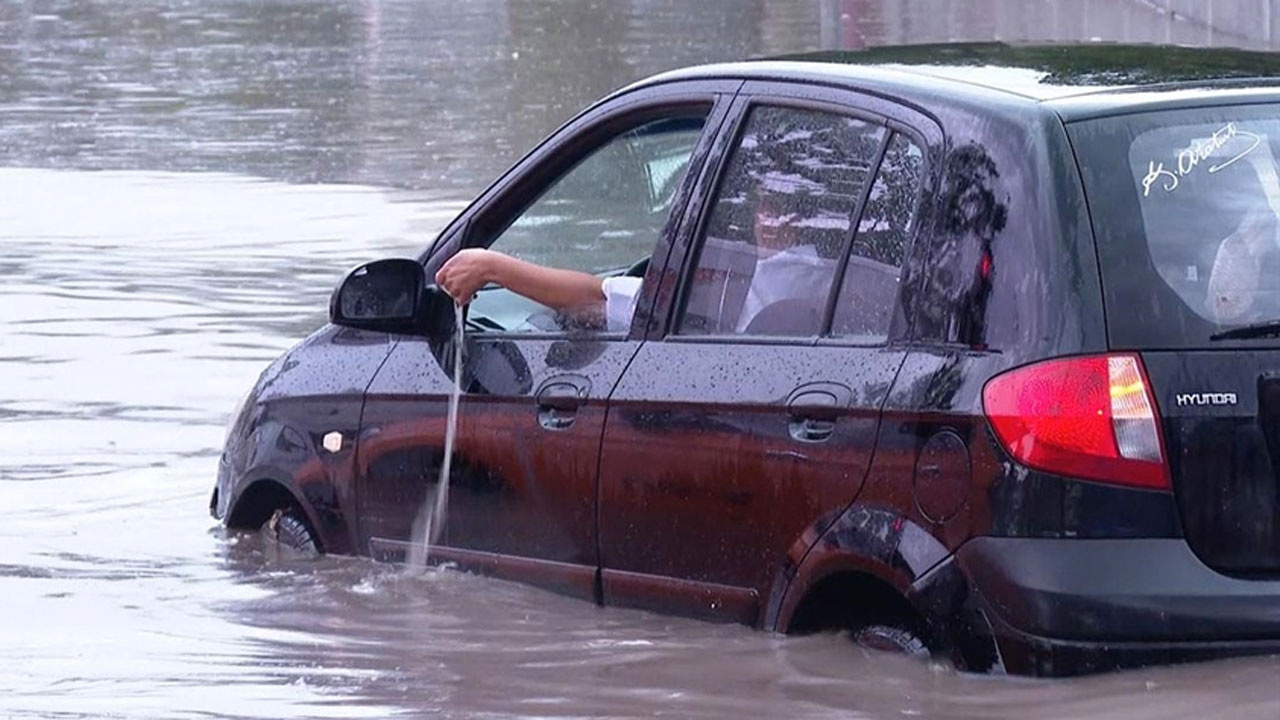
535,375,590,430
786,384,852,444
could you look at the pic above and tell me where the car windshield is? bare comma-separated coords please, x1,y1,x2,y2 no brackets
1070,104,1280,347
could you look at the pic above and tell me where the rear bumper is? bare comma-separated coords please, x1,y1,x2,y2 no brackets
957,537,1280,675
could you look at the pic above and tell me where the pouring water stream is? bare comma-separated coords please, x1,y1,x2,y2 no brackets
408,301,464,569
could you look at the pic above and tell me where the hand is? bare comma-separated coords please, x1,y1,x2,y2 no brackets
435,248,499,303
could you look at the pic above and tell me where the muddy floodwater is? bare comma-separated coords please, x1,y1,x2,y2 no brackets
6,1,1280,717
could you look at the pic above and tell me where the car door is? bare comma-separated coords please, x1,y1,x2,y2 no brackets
356,81,738,599
597,83,938,624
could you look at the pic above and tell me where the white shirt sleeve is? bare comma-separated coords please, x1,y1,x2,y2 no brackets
736,245,834,333
601,276,643,333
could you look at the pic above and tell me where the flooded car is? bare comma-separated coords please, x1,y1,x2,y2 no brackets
213,43,1280,676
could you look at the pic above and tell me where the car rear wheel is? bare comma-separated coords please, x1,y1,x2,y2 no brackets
852,623,931,660
264,507,318,556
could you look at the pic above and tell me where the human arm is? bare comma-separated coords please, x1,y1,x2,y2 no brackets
435,248,604,311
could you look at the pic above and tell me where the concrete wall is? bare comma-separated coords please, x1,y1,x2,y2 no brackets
818,0,1280,50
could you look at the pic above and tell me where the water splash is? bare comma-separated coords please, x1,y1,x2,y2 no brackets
407,302,464,569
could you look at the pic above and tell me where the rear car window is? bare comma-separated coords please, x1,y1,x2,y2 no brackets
831,132,924,341
1071,105,1280,347
678,105,885,337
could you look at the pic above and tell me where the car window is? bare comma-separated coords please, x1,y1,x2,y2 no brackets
1071,105,1280,347
469,114,707,334
1130,119,1280,328
830,132,924,342
677,105,885,337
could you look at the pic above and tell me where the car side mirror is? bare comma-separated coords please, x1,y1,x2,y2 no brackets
329,258,456,337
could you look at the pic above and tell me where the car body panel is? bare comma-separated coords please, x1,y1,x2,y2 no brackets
216,325,394,554
595,81,939,624
598,343,906,624
1141,350,1280,575
357,334,639,576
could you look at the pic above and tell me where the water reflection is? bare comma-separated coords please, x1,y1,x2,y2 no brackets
0,0,811,194
7,1,1273,197
0,169,458,484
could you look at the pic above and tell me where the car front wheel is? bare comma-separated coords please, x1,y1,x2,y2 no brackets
264,507,318,556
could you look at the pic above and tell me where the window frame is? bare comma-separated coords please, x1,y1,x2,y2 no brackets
421,81,740,342
667,89,940,347
820,122,932,348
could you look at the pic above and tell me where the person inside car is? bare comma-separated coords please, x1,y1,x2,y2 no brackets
434,180,837,334
433,246,641,332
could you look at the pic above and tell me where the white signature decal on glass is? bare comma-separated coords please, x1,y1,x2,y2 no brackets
1141,122,1262,197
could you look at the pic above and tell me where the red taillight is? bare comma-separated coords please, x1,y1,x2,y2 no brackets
982,354,1170,491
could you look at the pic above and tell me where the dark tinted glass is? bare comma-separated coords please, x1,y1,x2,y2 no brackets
679,106,885,336
831,132,923,340
1071,105,1280,347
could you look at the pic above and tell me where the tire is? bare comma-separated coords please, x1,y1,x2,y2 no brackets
852,623,931,660
264,507,319,556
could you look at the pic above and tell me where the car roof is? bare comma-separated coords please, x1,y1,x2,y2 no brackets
630,43,1280,122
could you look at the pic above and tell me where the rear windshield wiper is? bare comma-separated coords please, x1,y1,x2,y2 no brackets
1210,318,1280,341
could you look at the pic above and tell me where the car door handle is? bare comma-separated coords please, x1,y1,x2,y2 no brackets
535,376,590,430
789,416,836,443
538,383,583,410
786,386,850,444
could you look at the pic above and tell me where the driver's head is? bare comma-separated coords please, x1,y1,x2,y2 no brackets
751,179,802,253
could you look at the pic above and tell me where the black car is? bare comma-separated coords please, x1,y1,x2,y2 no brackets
214,43,1280,676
